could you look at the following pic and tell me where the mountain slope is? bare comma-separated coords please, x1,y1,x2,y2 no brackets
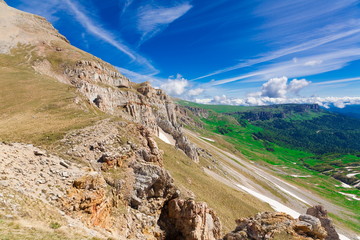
0,2,359,239
0,2,275,239
177,101,360,236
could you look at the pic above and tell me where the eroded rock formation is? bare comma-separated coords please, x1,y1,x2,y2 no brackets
223,211,333,240
306,205,340,240
58,120,207,239
159,198,222,240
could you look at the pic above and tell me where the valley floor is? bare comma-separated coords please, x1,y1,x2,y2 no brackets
183,129,360,240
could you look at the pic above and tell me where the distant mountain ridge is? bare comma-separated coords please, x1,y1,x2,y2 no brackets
225,104,321,121
326,104,360,119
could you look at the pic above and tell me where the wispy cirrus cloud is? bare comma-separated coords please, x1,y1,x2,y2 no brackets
193,0,360,85
313,77,360,86
63,0,159,73
206,48,360,86
16,0,159,74
116,66,165,85
136,2,192,45
64,0,135,60
194,25,360,81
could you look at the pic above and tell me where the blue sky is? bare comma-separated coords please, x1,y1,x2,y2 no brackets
7,0,360,107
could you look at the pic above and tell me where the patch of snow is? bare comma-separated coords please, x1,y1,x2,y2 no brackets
346,172,359,178
291,174,311,178
340,182,353,188
158,128,175,145
345,166,355,169
199,136,215,142
236,184,300,218
339,192,360,201
273,183,310,205
339,234,351,240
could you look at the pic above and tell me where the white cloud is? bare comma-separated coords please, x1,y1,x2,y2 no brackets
288,78,311,95
160,74,189,96
260,76,288,98
206,48,360,86
64,0,135,59
313,76,360,85
252,77,311,98
195,96,360,109
62,0,158,74
137,3,192,44
193,27,360,81
116,67,164,85
304,60,323,66
188,88,204,96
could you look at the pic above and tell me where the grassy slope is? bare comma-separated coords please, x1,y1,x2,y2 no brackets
0,45,105,148
177,102,360,232
157,140,272,232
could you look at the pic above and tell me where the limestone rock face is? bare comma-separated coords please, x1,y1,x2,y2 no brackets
159,198,222,240
306,205,340,240
62,62,199,161
65,60,130,89
223,211,329,240
57,120,207,239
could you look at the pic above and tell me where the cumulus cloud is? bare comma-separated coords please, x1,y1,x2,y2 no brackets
188,88,204,96
287,78,311,95
253,76,311,98
260,76,288,98
160,74,189,96
193,76,359,108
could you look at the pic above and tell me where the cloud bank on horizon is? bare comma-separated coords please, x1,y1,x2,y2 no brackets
9,0,360,108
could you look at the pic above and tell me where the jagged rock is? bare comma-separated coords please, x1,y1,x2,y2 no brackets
61,173,113,228
295,215,327,239
306,205,339,240
157,118,199,162
130,161,177,205
159,198,222,240
223,211,328,240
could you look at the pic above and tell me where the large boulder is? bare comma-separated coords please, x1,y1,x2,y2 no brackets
294,214,327,239
306,205,339,240
159,198,222,240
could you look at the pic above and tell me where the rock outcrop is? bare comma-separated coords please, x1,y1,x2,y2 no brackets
306,205,340,240
294,214,327,239
57,120,205,239
159,198,222,240
62,173,113,229
62,60,199,161
223,210,332,240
